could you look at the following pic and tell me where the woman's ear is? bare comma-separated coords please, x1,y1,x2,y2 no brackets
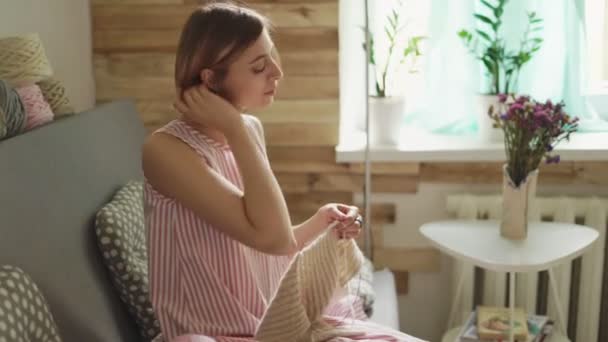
200,69,215,89
201,69,223,94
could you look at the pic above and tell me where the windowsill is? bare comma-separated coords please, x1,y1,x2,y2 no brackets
335,127,608,162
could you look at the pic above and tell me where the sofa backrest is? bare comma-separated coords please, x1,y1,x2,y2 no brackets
0,100,146,341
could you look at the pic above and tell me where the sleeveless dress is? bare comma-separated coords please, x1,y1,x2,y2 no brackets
144,116,426,342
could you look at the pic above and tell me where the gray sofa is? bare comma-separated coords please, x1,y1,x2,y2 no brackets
0,101,144,341
0,101,400,341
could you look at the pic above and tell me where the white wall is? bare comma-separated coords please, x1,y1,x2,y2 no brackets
0,0,95,112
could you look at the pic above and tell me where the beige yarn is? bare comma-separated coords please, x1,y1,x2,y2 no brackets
255,229,365,342
38,77,74,116
0,33,53,86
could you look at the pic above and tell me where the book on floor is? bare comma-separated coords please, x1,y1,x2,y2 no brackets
477,306,529,340
457,308,552,341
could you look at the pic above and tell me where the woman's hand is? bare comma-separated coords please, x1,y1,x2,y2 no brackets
173,85,242,135
292,203,363,251
316,203,363,240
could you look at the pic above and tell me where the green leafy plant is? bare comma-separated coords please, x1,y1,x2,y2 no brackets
458,0,544,95
362,1,426,97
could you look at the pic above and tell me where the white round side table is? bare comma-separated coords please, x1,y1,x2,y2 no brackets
420,220,599,342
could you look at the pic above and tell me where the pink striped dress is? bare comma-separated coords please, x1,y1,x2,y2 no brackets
144,117,425,342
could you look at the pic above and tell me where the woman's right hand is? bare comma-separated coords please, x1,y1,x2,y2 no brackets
173,85,242,134
315,204,362,239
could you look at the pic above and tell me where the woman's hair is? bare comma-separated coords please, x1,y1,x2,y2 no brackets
175,1,272,94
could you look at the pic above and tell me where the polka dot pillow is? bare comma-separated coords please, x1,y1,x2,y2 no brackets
95,181,161,341
0,265,62,342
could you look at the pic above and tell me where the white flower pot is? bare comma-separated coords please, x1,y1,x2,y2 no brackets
369,96,405,146
500,165,539,240
476,94,504,142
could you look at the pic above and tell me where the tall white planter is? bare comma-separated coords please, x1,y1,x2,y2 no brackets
500,165,539,240
476,94,504,142
369,96,405,146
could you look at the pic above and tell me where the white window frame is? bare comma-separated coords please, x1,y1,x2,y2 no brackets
584,0,608,126
585,0,608,92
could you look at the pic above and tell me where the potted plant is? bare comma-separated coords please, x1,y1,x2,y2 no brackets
489,94,578,239
459,0,544,141
362,1,425,146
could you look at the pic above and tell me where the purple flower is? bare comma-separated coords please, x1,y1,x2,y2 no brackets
498,93,508,103
498,94,575,174
516,95,530,104
534,110,551,128
546,155,561,164
510,103,525,112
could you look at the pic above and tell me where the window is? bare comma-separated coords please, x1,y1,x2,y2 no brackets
338,0,431,139
338,0,608,162
585,0,608,121
585,0,608,87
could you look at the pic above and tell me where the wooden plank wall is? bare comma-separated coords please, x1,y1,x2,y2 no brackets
91,0,608,293
421,161,608,186
91,0,431,292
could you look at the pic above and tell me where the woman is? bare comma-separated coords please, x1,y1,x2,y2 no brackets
143,2,423,341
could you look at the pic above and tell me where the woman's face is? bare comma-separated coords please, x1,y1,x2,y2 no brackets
211,29,283,111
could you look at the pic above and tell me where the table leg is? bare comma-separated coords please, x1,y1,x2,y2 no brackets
509,272,515,342
548,268,568,337
447,267,466,331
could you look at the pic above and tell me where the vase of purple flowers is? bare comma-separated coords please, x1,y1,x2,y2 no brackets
490,94,579,239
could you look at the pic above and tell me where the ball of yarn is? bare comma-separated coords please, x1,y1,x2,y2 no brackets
15,84,54,130
38,77,74,116
0,79,27,139
0,33,53,86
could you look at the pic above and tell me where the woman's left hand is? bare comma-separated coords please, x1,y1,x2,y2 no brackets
315,203,363,240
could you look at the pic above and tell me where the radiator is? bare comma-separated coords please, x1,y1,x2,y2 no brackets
445,195,608,342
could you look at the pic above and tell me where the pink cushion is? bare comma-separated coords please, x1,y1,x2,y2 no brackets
15,84,54,130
